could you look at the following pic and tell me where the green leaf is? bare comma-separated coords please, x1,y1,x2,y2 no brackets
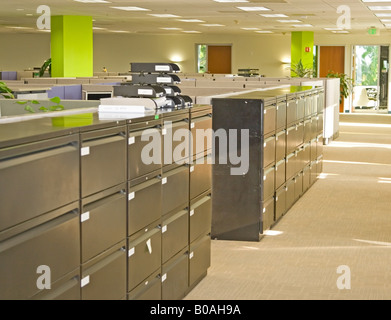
57,104,65,110
39,106,49,112
49,96,61,104
16,101,28,105
25,105,35,113
32,100,40,104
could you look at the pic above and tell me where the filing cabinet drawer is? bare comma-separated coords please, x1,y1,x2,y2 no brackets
127,270,161,300
81,126,127,197
128,120,162,181
81,241,127,300
286,125,297,155
302,165,311,193
310,138,317,161
0,204,80,300
304,94,312,117
295,147,304,174
286,98,297,126
190,153,212,200
286,152,297,181
294,172,303,201
275,186,286,221
128,224,162,291
303,118,312,143
310,116,317,140
162,250,189,300
302,143,311,168
190,193,212,244
310,161,317,185
285,178,295,211
311,93,318,115
162,208,189,264
297,97,305,121
191,114,212,157
317,113,324,134
276,130,286,161
189,234,211,287
262,196,275,232
264,103,277,135
263,134,276,168
316,134,324,158
128,175,162,236
31,269,80,300
162,165,189,215
0,135,79,232
275,158,286,189
317,155,324,176
295,122,304,147
81,184,127,263
318,91,325,113
163,118,190,164
276,99,287,130
263,164,275,201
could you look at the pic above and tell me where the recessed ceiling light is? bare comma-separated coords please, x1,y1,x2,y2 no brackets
16,8,25,11
177,19,205,23
255,30,274,33
368,6,391,10
380,19,391,22
214,0,249,2
26,13,33,16
363,0,391,2
241,27,260,30
236,6,270,11
332,31,349,33
110,6,150,11
277,20,302,23
93,27,107,30
201,24,225,27
160,27,183,30
74,0,111,3
148,14,181,18
109,30,130,33
292,24,313,27
6,26,33,29
260,14,288,18
375,13,391,17
182,30,202,33
324,27,343,31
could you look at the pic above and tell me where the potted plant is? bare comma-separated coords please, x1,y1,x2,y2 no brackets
326,71,354,104
290,59,314,78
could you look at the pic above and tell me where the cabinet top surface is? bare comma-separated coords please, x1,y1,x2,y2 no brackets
0,104,210,149
218,86,318,100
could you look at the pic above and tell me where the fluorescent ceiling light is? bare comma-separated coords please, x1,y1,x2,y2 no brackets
26,13,33,16
182,30,201,33
236,6,270,11
177,19,205,22
160,27,183,30
260,14,288,18
277,20,302,23
368,6,391,10
255,30,274,33
292,24,313,27
214,0,249,2
201,24,225,27
110,6,150,11
6,26,33,29
241,27,260,30
109,30,130,33
332,31,349,33
363,0,391,2
380,19,391,22
74,0,111,3
324,27,343,31
148,14,181,18
375,13,391,16
93,27,107,30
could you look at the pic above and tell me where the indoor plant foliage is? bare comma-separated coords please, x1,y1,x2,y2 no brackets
16,96,64,113
290,59,314,78
327,71,354,103
0,81,15,99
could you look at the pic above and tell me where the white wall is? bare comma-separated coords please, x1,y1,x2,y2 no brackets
0,32,292,77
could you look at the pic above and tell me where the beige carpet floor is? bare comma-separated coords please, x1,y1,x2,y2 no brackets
185,114,391,300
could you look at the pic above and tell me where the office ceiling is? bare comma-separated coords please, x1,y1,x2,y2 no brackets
0,0,389,36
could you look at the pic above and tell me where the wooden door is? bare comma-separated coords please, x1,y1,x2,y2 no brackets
319,46,345,112
208,45,232,74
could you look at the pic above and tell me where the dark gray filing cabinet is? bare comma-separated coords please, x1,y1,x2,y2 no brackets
128,116,162,181
0,202,80,300
127,269,161,300
190,191,212,244
127,221,162,292
128,171,162,237
190,106,212,157
81,126,127,198
81,241,127,300
81,184,127,263
0,134,80,232
162,249,189,300
212,86,323,241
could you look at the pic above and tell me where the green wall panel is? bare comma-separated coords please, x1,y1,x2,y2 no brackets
51,16,93,78
291,31,314,77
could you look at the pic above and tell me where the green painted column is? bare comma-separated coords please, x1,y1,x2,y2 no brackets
291,31,314,77
51,16,93,78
